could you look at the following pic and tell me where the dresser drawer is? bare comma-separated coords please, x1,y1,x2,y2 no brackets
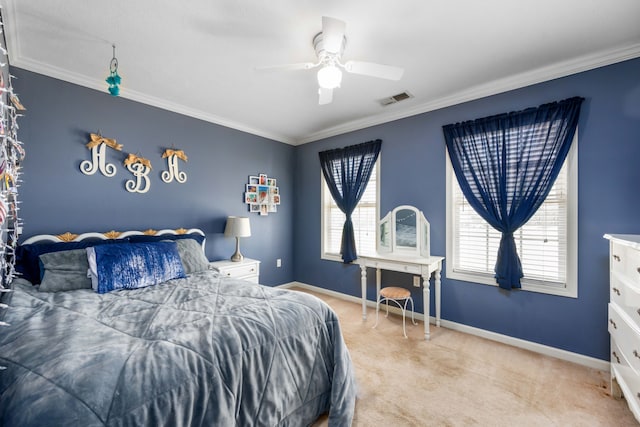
611,339,627,373
611,272,640,331
372,260,422,275
605,234,640,424
609,303,640,375
209,258,261,283
611,338,640,420
220,263,258,278
611,242,640,283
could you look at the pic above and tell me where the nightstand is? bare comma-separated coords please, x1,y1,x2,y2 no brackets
209,258,260,283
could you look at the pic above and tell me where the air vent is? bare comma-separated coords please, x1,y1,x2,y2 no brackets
379,91,414,106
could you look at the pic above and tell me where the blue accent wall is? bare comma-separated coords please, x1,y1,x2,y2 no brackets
293,57,640,360
13,57,640,360
12,68,295,286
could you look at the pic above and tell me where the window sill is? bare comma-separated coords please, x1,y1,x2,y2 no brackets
447,268,577,298
321,253,343,263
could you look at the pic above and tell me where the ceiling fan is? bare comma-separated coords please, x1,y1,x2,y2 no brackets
259,16,404,105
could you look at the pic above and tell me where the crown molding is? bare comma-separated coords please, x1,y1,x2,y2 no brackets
298,42,640,144
10,55,297,145
9,41,640,146
3,0,639,147
2,1,296,144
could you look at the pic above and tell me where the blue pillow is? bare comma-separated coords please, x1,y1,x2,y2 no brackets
16,238,129,284
87,241,186,294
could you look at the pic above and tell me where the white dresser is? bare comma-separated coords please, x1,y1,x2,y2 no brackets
604,233,640,423
209,258,260,283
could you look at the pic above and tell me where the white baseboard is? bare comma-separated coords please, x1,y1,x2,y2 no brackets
279,281,609,372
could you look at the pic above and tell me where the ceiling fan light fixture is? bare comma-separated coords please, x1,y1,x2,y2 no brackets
317,65,342,89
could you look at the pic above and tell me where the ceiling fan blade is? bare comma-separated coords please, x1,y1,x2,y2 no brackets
255,62,317,71
321,16,346,54
343,60,404,81
318,87,333,105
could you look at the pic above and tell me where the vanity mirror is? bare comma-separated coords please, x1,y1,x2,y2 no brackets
378,205,430,257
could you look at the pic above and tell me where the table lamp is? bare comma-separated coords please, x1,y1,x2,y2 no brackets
224,216,251,262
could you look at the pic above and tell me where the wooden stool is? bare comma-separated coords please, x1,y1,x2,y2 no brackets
373,286,417,338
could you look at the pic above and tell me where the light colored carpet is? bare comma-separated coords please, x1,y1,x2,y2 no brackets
294,287,638,426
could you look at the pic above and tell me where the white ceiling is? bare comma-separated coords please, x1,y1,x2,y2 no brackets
3,0,640,145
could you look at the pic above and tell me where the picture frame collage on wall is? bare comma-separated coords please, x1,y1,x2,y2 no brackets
245,174,280,216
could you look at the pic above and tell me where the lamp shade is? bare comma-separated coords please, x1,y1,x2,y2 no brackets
224,216,251,238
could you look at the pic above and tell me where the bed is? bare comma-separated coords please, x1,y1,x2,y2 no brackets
0,228,355,426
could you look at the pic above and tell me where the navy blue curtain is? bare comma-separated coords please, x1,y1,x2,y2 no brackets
443,97,583,289
319,139,381,263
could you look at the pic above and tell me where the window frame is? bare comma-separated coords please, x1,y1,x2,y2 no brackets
445,136,578,298
321,158,380,262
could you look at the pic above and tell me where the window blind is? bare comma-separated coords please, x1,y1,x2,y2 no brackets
452,161,567,285
325,163,377,256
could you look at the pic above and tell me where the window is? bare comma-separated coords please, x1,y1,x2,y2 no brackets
321,160,379,260
446,137,577,297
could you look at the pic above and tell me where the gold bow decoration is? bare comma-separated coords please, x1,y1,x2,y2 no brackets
86,133,123,151
124,153,152,169
162,149,188,162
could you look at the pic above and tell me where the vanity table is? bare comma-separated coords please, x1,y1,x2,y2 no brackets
355,253,444,340
357,205,444,340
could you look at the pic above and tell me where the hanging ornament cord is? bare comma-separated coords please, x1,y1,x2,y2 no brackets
106,44,121,96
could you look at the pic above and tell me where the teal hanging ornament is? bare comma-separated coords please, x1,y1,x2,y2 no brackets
106,45,121,96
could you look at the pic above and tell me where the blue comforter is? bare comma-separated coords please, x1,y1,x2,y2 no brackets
0,271,355,426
